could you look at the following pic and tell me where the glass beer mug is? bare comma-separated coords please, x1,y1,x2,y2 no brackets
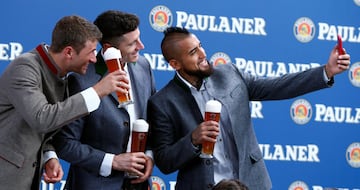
200,100,222,158
103,47,133,107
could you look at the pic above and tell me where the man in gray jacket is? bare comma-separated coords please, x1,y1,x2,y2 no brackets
0,15,127,190
147,27,351,190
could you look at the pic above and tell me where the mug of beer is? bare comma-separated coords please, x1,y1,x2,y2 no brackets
103,47,133,107
131,119,149,153
200,100,221,158
126,119,149,178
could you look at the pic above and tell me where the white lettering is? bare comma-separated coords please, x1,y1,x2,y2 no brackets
276,62,287,76
259,144,320,162
307,144,320,162
0,44,9,60
234,57,320,77
143,53,174,71
41,180,66,190
297,145,308,161
169,181,177,190
315,104,360,124
312,186,323,190
0,42,23,61
176,11,267,35
250,101,263,118
184,14,198,30
9,42,22,60
313,186,359,190
272,144,285,160
318,22,360,43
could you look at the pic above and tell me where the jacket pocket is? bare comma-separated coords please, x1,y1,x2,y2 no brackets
0,142,24,168
249,147,263,164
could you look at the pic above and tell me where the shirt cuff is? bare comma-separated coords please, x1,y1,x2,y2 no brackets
323,68,334,85
323,68,330,82
43,151,58,164
145,150,154,161
81,87,101,112
100,153,114,177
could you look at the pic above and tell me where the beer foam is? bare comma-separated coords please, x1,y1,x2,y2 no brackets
103,47,121,61
205,100,222,113
133,119,149,132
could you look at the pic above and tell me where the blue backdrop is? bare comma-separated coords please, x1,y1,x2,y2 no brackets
1,0,359,189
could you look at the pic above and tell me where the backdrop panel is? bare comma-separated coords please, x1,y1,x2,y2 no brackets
1,0,359,189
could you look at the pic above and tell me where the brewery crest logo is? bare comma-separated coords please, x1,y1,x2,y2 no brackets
288,180,309,190
209,52,232,66
348,62,360,87
354,0,360,6
346,142,360,168
149,5,173,32
290,99,312,125
293,17,315,43
151,176,166,190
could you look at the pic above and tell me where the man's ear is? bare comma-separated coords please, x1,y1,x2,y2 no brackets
169,59,180,70
102,43,112,52
63,46,73,58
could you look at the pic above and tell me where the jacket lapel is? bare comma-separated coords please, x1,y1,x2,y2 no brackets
172,75,203,122
205,69,229,101
127,62,144,116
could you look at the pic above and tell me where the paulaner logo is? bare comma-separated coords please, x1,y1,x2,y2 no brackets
290,99,312,125
346,142,360,168
293,17,315,43
149,5,173,32
354,0,360,6
175,11,267,35
151,176,166,190
349,62,360,87
209,52,232,66
288,180,309,190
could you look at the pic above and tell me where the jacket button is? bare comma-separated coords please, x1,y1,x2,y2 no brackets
205,159,211,165
32,161,37,167
123,121,129,127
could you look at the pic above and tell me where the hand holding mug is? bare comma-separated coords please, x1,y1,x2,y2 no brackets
103,47,133,107
126,119,149,178
200,100,221,158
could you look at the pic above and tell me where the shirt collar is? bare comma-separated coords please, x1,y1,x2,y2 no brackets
176,72,206,91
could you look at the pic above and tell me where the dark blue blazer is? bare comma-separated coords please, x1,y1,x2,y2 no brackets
54,53,156,190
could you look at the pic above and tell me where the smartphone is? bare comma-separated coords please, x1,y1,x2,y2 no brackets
337,35,345,55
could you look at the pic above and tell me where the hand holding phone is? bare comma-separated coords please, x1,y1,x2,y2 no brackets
337,35,345,55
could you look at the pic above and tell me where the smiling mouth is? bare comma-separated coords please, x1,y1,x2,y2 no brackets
199,59,209,66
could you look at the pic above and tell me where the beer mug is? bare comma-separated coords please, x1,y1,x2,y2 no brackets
126,119,149,178
131,119,149,153
200,100,221,158
103,47,133,107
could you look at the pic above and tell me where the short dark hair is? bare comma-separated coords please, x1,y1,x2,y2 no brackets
94,10,140,46
50,15,102,54
161,27,191,62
